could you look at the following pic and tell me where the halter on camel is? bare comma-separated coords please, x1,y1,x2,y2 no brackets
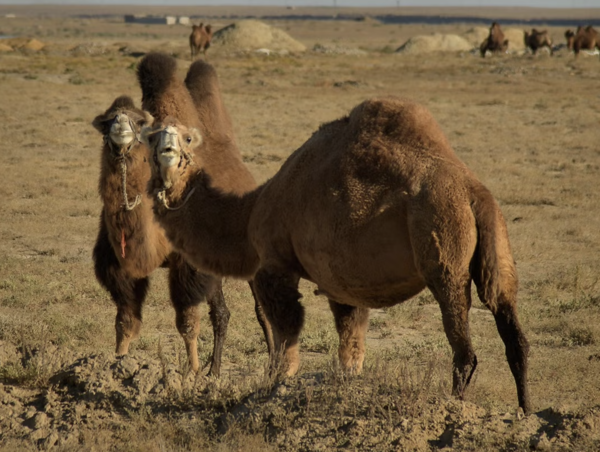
104,113,144,258
150,126,197,211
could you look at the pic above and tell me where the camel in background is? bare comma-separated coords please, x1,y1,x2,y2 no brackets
140,89,532,414
189,23,213,60
480,22,509,57
565,26,599,58
524,29,553,55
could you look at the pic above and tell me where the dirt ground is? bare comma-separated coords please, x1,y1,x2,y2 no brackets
1,5,600,451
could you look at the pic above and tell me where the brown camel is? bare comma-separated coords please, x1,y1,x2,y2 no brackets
136,52,274,355
565,28,576,50
140,91,532,414
480,22,509,58
92,95,234,376
189,23,213,60
566,26,599,58
524,29,553,55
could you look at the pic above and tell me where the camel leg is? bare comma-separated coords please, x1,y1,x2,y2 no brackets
428,280,478,400
93,218,147,355
253,267,304,377
490,300,531,414
169,255,229,376
249,280,275,356
328,300,369,374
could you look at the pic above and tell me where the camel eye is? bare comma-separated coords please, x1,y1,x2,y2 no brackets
186,136,192,144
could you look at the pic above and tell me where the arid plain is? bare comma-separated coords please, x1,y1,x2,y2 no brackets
1,5,600,451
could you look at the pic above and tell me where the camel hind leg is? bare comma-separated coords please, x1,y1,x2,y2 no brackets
474,274,531,414
253,267,304,377
328,300,369,374
427,277,478,400
169,255,229,376
93,220,148,355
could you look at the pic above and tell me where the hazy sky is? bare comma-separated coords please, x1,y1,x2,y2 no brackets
2,0,599,7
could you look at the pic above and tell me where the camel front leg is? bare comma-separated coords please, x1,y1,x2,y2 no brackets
169,255,229,376
249,280,274,356
93,217,148,355
254,267,304,378
328,300,369,374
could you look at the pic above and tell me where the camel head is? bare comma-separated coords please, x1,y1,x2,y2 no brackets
93,95,153,156
141,116,202,205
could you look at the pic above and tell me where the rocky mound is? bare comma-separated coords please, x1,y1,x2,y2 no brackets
396,33,473,54
0,37,45,51
212,20,306,53
504,27,527,51
462,26,490,47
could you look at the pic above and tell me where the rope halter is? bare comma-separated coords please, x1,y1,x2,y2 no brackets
104,114,143,211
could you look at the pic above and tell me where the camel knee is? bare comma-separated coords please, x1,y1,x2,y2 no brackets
115,307,142,355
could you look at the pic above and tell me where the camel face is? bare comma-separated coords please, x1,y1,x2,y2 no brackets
92,96,153,157
142,120,202,190
109,113,136,147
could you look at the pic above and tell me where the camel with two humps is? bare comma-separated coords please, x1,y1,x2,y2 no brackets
524,29,553,55
565,26,600,58
480,22,509,57
139,84,532,413
92,95,233,376
189,23,213,60
136,52,274,356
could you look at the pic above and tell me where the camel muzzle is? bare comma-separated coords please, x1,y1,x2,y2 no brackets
109,113,137,148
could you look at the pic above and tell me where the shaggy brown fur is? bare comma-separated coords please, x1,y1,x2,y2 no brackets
136,53,273,354
480,22,509,58
141,96,532,414
189,23,213,60
566,26,600,58
524,29,553,55
92,95,231,376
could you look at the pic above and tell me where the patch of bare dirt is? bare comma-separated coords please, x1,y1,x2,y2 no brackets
2,351,600,450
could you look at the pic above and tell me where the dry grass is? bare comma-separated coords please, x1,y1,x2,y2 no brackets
1,6,600,451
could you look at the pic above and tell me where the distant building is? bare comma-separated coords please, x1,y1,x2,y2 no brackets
124,15,182,25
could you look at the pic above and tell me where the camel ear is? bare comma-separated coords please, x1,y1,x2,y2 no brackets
92,114,108,134
189,128,203,149
143,111,154,127
139,125,154,147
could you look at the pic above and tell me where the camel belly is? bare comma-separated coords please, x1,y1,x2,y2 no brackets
293,211,425,309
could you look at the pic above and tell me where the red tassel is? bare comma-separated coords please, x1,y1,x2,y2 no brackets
121,229,126,259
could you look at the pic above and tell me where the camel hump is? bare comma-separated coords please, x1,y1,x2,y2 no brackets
137,52,178,112
349,97,454,157
469,183,518,313
185,59,218,92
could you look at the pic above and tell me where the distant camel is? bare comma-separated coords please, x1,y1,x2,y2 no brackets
92,95,231,376
136,52,274,356
140,91,532,414
565,26,599,58
565,28,576,50
480,22,509,57
524,29,553,55
189,23,213,60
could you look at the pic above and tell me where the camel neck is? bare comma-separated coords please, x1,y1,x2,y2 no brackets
158,171,262,279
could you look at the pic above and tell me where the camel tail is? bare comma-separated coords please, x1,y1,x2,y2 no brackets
470,183,518,314
137,52,178,114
